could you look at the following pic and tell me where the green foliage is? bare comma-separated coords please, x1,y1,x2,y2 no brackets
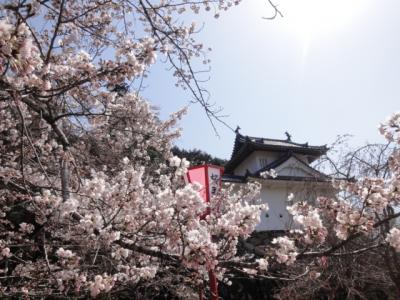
172,146,227,167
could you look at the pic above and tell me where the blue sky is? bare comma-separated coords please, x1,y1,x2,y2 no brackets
142,0,400,160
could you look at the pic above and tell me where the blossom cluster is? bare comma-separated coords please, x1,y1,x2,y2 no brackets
287,202,327,244
271,236,298,265
0,0,267,297
260,169,278,179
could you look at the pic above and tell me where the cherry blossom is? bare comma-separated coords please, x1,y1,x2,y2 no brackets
1,0,400,297
260,169,278,178
272,236,298,265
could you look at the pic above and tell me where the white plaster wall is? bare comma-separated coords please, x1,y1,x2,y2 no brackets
256,181,332,231
231,151,333,231
276,157,315,177
234,152,259,175
234,151,281,176
256,185,292,231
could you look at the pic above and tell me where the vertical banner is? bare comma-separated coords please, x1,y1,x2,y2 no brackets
186,165,224,202
186,165,224,300
186,166,208,202
207,166,223,199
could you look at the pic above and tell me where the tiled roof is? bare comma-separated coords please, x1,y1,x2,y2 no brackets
222,174,330,184
221,174,247,183
225,133,328,173
222,153,330,183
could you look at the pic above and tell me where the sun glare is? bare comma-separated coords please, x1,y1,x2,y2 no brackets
270,0,371,60
282,0,369,39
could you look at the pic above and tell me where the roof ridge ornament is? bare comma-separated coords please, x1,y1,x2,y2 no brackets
285,131,292,141
235,125,241,135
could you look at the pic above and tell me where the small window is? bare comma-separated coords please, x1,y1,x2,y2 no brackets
279,214,283,218
265,213,269,218
259,158,268,168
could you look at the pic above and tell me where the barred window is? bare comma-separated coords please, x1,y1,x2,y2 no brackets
259,158,268,168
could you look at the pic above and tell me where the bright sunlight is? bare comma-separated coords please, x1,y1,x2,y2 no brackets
282,0,370,39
